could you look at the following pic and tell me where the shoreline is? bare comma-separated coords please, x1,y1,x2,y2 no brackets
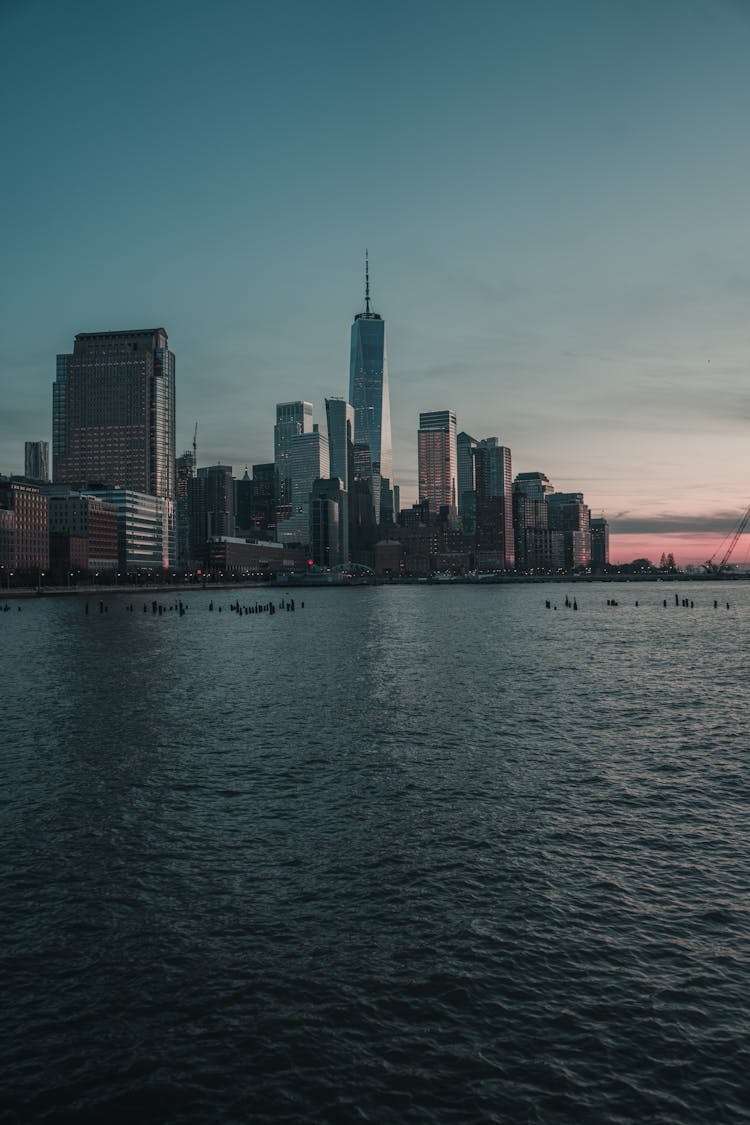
2,572,749,599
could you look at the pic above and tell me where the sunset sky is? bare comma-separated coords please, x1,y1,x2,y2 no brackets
2,0,750,566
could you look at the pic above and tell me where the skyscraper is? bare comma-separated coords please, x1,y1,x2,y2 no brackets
276,427,329,547
348,253,392,524
418,410,458,517
474,437,514,570
274,400,313,519
53,328,175,500
325,398,354,491
456,431,478,533
25,441,49,482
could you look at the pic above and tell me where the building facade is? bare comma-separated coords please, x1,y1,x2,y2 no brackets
25,441,50,482
274,401,313,517
276,428,329,547
0,477,49,575
348,255,392,524
590,517,610,573
418,410,458,518
310,477,348,567
474,438,514,570
53,328,175,500
85,489,175,571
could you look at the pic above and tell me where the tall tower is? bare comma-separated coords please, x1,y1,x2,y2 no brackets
348,252,392,523
53,328,175,500
474,437,514,570
325,397,354,491
276,428,329,548
418,410,458,517
274,400,313,518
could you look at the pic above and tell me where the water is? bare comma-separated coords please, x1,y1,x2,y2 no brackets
1,583,749,1123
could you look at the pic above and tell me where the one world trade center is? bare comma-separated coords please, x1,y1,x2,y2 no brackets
348,252,393,525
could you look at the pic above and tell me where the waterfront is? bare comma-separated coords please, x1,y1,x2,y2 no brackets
2,584,748,1123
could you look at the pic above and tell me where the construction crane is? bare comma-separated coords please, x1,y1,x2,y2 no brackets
704,503,750,574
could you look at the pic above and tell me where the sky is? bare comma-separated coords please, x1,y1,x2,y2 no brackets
2,0,750,566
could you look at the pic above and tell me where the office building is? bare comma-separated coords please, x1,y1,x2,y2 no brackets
250,463,276,535
325,398,354,491
85,489,175,571
349,254,392,523
53,328,175,500
274,401,313,517
418,410,458,518
456,431,477,529
276,428,329,547
0,476,49,575
175,449,195,565
47,490,119,579
590,517,610,573
310,477,348,567
474,438,514,570
187,464,235,564
25,441,49,482
513,471,554,571
548,492,591,570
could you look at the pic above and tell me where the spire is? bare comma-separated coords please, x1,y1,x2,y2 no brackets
365,248,371,316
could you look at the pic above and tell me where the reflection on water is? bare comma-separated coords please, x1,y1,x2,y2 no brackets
2,584,749,1122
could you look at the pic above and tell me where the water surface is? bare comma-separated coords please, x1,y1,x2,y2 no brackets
1,583,748,1122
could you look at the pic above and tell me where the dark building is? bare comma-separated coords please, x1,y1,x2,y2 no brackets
235,463,276,537
0,477,50,577
47,491,119,579
235,468,253,535
53,328,175,500
310,477,348,567
548,492,591,571
473,438,514,570
188,465,235,566
590,517,610,573
175,449,195,565
513,472,554,572
349,254,393,525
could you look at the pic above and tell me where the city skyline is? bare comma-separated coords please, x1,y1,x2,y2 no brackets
2,1,750,566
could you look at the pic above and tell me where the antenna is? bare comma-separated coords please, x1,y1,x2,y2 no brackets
365,248,370,316
193,422,198,467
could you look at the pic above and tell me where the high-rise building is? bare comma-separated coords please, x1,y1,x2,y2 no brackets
548,492,591,570
235,468,253,535
474,438,514,570
53,328,175,500
456,431,477,527
348,254,392,524
590,517,610,573
25,441,49,482
274,401,313,518
276,428,329,547
310,477,348,567
175,449,195,565
249,464,276,535
325,398,354,491
513,472,556,572
418,410,458,518
198,465,235,540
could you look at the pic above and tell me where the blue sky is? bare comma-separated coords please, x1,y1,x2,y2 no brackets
2,0,750,562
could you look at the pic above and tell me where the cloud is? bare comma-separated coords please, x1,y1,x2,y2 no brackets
609,511,742,534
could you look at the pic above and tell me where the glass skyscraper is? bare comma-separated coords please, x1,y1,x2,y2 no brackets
274,400,313,515
418,410,458,517
348,255,392,524
53,328,175,501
